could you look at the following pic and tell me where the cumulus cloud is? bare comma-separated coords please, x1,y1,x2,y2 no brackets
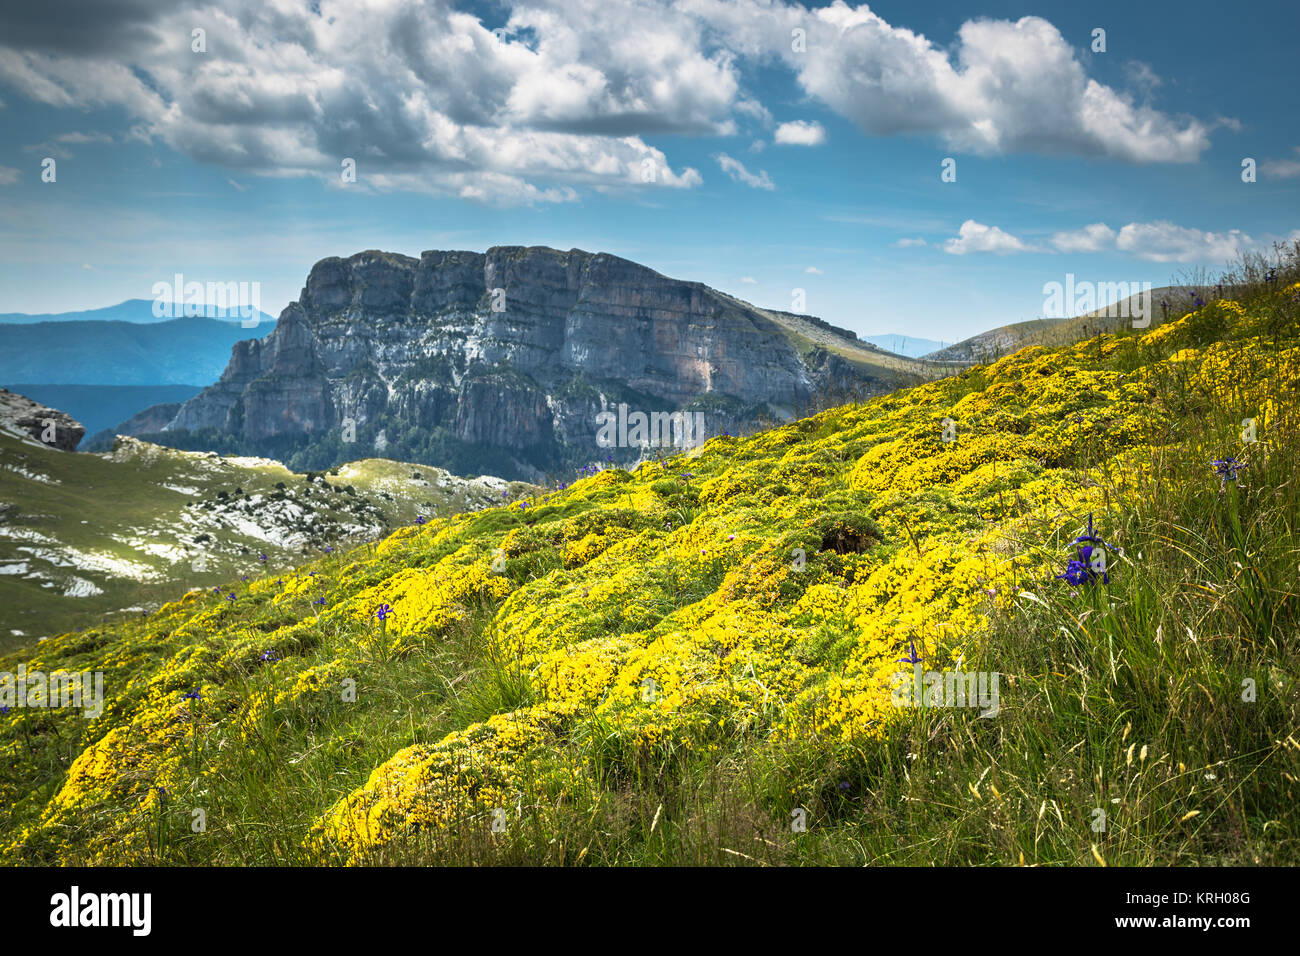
959,218,1271,263
1052,222,1117,253
942,220,1036,255
1114,221,1255,263
774,120,826,146
715,152,774,190
0,0,1218,203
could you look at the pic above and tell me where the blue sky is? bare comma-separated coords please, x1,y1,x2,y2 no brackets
0,0,1297,343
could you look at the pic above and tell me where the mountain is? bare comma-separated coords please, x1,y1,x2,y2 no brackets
860,334,947,358
3,384,203,439
116,247,936,480
0,426,535,652
0,298,277,326
4,277,1295,865
0,316,276,386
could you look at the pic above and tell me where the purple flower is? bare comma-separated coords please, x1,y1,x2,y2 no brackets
313,597,326,606
376,603,393,622
259,553,267,563
260,650,278,662
415,514,427,525
1056,513,1115,586
1211,457,1245,482
182,688,202,701
896,637,922,665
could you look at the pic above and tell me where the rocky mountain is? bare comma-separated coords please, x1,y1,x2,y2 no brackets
118,246,934,480
0,387,85,451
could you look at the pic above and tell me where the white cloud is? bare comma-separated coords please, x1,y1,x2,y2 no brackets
1115,221,1254,263
0,165,19,186
714,152,774,190
942,220,1036,255
804,265,823,274
700,2,1209,163
894,237,927,248
1052,222,1117,253
1262,148,1300,179
774,120,826,146
740,275,757,283
0,0,1218,206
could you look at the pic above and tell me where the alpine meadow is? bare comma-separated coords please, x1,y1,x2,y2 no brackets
1,0,1297,925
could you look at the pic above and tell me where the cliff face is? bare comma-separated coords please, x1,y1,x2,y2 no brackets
148,246,917,478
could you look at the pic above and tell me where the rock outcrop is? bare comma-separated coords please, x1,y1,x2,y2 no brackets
0,388,84,451
129,246,926,478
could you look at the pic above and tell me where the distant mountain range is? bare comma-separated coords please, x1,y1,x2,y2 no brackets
0,315,275,386
2,384,203,439
0,298,277,326
111,246,941,480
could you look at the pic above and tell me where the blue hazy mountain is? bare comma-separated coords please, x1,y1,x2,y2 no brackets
1,384,204,438
0,316,276,386
0,298,277,326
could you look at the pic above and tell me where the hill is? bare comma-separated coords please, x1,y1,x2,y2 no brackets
2,266,1297,865
923,286,1180,364
0,432,534,652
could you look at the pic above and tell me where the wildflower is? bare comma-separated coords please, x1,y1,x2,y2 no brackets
0,705,9,715
1211,457,1245,484
157,786,168,799
727,534,735,541
241,575,248,581
1265,268,1277,284
259,553,267,563
182,688,202,701
415,515,427,525
227,592,236,601
376,603,393,622
260,650,278,662
1056,513,1117,586
1193,296,1205,308
313,597,326,606
838,781,852,792
896,637,922,665
325,546,334,554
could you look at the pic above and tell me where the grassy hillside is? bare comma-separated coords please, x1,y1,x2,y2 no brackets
2,270,1298,866
925,286,1182,364
0,436,534,651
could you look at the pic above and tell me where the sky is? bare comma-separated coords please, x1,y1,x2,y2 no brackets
0,0,1297,344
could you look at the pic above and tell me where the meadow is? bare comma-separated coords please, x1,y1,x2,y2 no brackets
3,249,1298,866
